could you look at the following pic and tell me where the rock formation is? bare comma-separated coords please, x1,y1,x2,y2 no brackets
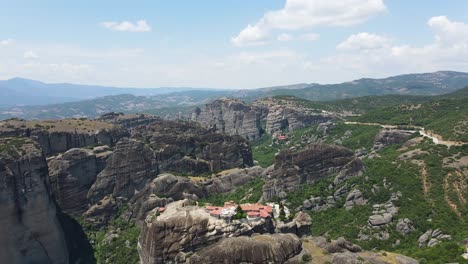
0,138,68,263
48,146,112,216
191,98,267,140
276,211,312,237
138,200,274,264
262,144,364,200
87,138,158,205
264,105,332,135
132,119,253,174
374,129,414,150
189,233,303,264
0,119,128,155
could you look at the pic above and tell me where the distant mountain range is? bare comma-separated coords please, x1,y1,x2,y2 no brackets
0,77,223,107
2,71,468,120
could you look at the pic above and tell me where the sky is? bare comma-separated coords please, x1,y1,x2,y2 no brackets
1,0,468,89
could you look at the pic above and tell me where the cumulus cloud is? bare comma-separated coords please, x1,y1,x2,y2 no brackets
232,0,386,46
101,20,151,32
325,16,468,78
231,24,269,46
337,32,390,50
23,50,38,59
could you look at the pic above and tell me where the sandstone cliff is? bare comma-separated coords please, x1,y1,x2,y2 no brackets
87,138,158,205
132,119,253,174
191,98,267,140
138,200,274,264
48,146,112,216
0,138,68,263
0,119,128,155
189,233,303,264
263,144,364,200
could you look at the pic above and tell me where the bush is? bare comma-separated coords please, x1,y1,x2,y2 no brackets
302,254,312,262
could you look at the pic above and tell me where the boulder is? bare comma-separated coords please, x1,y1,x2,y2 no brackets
396,218,415,235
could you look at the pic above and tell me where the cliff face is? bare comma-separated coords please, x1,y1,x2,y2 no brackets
138,200,274,264
0,119,129,156
87,138,158,205
132,119,253,174
191,99,267,140
0,138,68,263
263,144,364,200
189,233,303,264
191,98,335,140
264,105,333,135
48,147,112,216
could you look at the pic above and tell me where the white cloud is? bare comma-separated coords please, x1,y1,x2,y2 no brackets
101,20,151,32
232,0,386,46
277,33,292,41
23,50,38,59
337,32,390,50
301,33,320,42
428,16,468,46
324,16,468,80
0,38,14,45
231,24,269,46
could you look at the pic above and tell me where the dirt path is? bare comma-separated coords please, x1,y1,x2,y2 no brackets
444,173,461,217
344,121,467,147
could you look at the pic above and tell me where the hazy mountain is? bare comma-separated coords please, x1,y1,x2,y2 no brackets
2,71,468,120
0,77,222,107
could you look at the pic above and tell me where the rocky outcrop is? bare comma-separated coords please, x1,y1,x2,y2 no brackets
48,146,112,216
276,211,312,237
205,166,264,195
138,200,274,264
344,189,367,210
128,168,264,222
0,119,129,156
417,229,451,247
189,233,303,264
191,98,267,140
97,112,162,129
0,138,68,263
87,138,158,205
265,105,332,135
133,119,253,174
262,144,364,200
396,218,415,235
373,129,413,150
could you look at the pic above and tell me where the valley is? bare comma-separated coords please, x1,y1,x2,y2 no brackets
0,75,467,264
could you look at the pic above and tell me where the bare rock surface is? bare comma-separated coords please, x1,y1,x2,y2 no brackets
263,144,364,200
189,233,303,264
48,146,112,216
0,138,68,263
87,138,158,204
138,200,274,264
191,98,267,140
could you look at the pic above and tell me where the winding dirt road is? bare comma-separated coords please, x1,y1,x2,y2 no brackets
344,121,467,147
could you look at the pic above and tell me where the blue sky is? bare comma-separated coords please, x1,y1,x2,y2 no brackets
1,0,468,88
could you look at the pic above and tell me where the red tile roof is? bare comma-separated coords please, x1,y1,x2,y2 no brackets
247,212,260,217
259,210,270,218
159,207,166,212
